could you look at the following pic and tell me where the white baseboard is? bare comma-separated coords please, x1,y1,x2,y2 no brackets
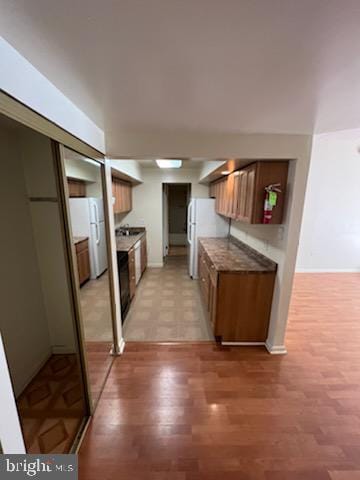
148,262,164,268
265,340,287,355
221,342,265,346
296,268,360,273
111,337,125,355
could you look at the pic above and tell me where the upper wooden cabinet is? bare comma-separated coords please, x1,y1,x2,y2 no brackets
68,178,86,197
112,177,132,214
211,161,288,224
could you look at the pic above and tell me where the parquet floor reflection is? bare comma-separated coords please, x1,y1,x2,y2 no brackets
17,354,86,453
79,273,360,479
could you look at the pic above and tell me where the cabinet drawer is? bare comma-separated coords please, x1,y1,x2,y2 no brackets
75,239,88,254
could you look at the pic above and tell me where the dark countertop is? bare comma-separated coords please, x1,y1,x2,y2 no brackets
73,236,88,245
115,227,146,252
199,236,277,273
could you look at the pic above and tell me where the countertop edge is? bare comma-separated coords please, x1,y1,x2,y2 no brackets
199,237,277,273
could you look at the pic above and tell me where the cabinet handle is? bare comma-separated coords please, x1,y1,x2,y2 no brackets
202,278,205,282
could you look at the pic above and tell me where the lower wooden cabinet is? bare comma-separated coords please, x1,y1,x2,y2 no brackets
128,247,136,299
140,235,147,273
198,241,276,342
75,238,90,286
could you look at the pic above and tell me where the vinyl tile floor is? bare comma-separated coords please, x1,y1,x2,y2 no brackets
79,271,113,342
123,255,214,341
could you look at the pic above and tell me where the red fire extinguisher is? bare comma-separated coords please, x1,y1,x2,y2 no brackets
263,183,281,224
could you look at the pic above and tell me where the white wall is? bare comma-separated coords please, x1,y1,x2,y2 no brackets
110,132,312,352
296,130,360,272
64,157,102,197
117,168,209,266
0,333,26,453
0,37,105,152
199,160,227,181
0,128,52,396
110,159,143,183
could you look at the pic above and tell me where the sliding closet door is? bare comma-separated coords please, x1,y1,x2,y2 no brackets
0,115,90,454
54,145,117,410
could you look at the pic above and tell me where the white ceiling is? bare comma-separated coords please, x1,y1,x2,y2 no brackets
1,0,360,155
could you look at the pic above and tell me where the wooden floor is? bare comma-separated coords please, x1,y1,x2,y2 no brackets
78,273,360,479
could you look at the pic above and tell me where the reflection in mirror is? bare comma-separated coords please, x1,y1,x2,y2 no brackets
0,115,87,453
63,148,114,407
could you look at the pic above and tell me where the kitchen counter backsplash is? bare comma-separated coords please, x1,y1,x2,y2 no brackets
199,236,277,273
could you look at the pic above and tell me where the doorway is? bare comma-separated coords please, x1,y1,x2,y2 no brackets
163,183,191,258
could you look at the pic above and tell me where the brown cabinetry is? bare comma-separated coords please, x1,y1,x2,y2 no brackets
112,177,132,214
198,241,276,342
75,238,90,286
140,235,147,274
211,161,288,224
128,246,136,299
68,178,86,197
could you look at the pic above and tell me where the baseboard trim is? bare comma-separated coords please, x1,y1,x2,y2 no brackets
265,341,287,355
221,341,265,346
148,262,164,268
296,268,360,273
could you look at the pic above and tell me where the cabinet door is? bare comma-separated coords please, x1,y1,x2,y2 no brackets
68,179,86,197
208,278,217,333
219,178,227,216
141,236,147,273
231,173,240,219
236,165,256,223
236,170,246,221
199,253,210,309
225,173,235,217
128,247,136,299
242,164,256,223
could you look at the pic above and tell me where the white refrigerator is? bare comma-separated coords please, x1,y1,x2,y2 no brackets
187,198,229,279
69,198,108,279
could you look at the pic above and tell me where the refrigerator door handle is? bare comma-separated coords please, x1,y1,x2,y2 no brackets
187,202,192,244
94,203,100,245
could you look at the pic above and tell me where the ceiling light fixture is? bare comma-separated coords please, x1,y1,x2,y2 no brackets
156,159,182,169
221,170,230,175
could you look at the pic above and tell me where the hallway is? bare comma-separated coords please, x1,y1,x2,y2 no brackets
123,256,214,341
78,273,360,479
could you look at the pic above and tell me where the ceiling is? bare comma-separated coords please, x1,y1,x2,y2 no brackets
1,0,360,155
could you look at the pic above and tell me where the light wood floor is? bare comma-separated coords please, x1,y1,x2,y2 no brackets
78,273,360,479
